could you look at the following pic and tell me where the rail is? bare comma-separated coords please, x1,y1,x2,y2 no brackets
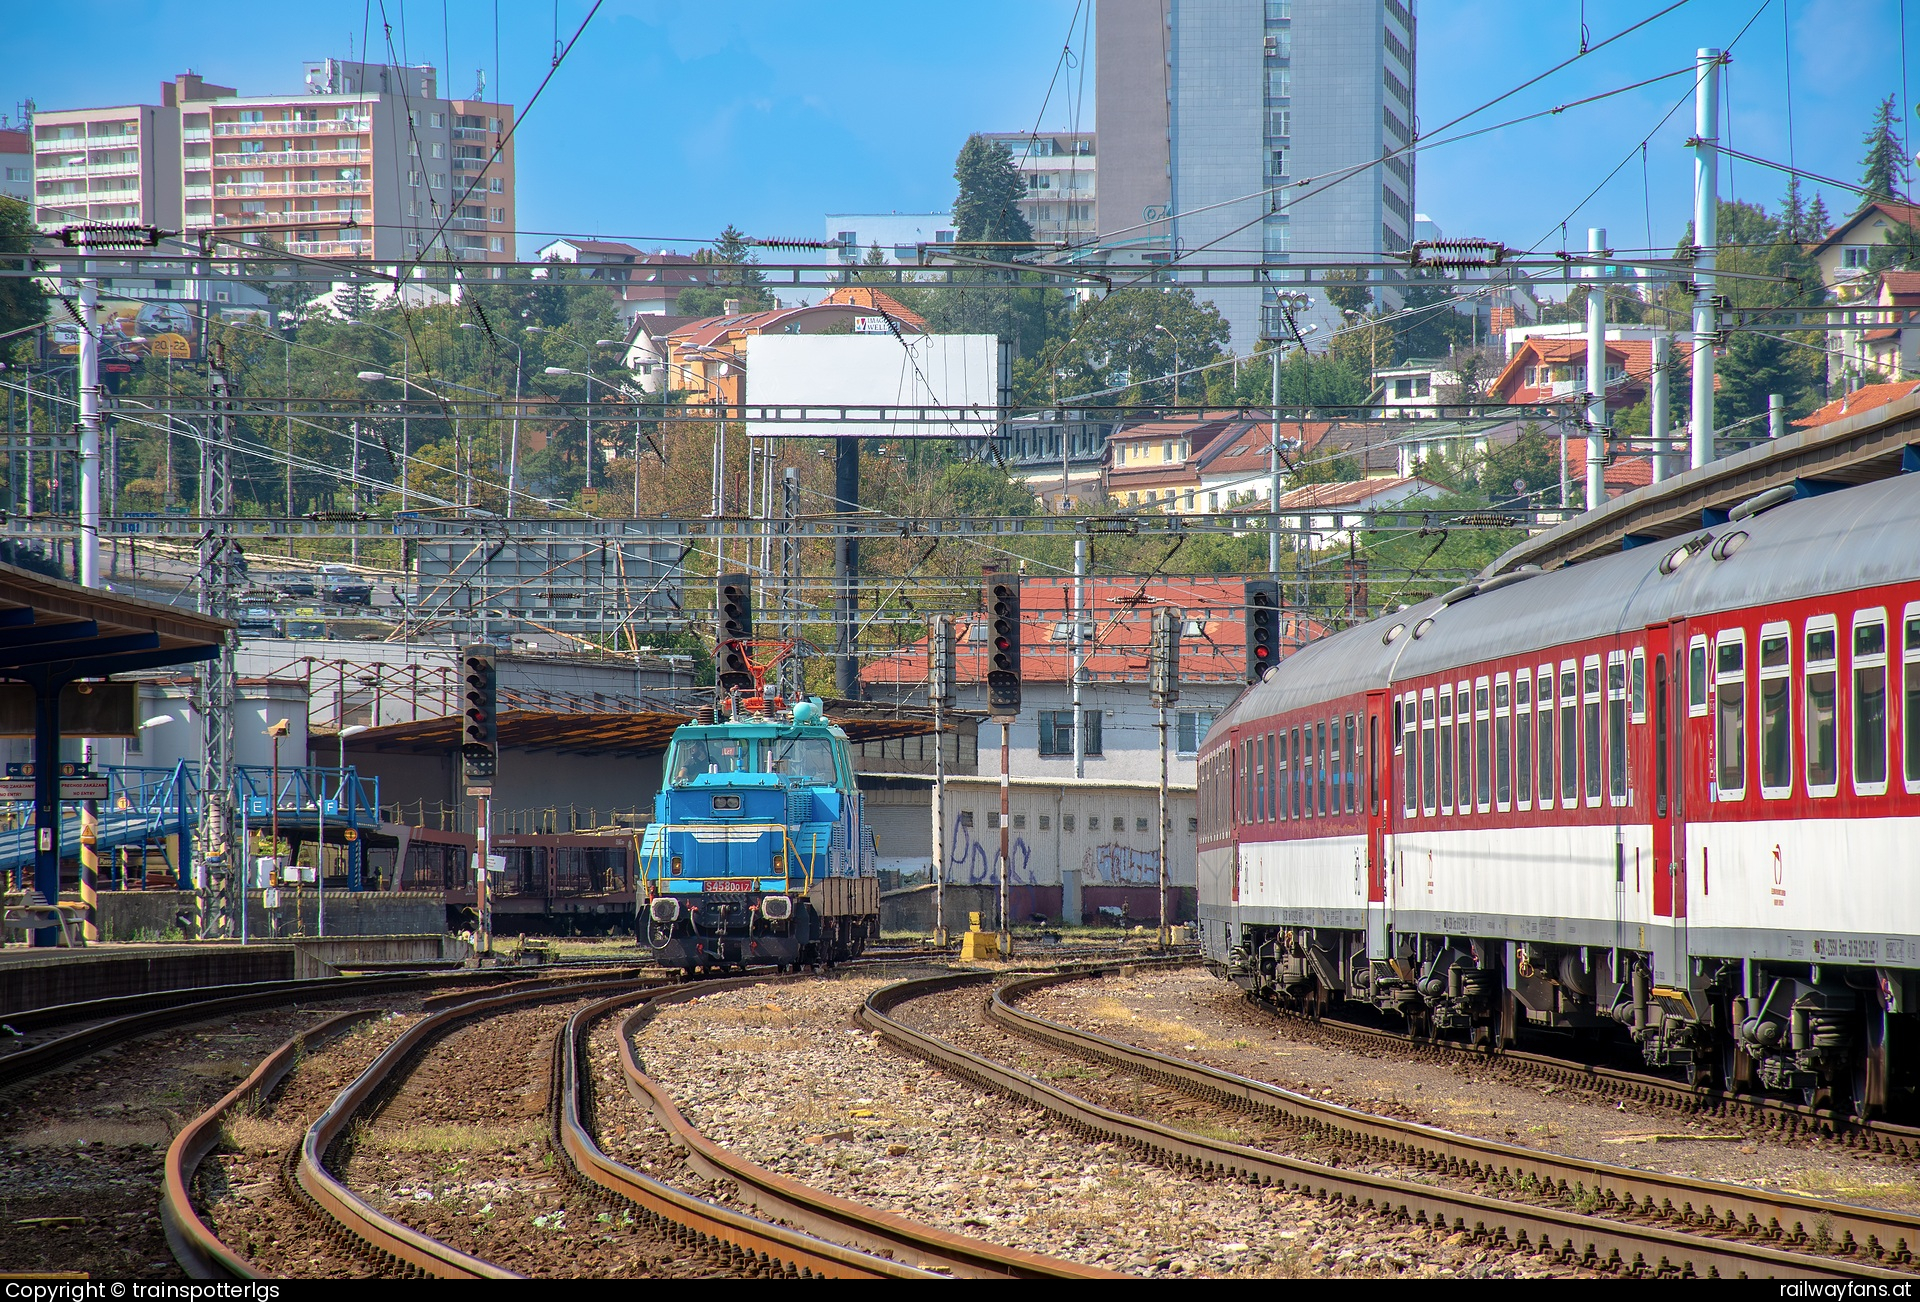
861,969,1915,1280
994,969,1920,1266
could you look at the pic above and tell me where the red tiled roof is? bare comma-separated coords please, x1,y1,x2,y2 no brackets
1562,439,1655,494
857,577,1326,689
564,240,642,258
666,301,924,351
1810,201,1920,254
1793,380,1920,429
818,286,929,331
1882,271,1920,297
1491,336,1694,404
1276,476,1436,510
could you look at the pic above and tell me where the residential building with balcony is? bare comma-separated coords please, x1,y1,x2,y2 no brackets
994,411,1116,511
1095,0,1416,350
1809,200,1920,296
36,62,516,268
652,293,929,406
975,131,1096,245
532,238,704,324
0,129,30,203
1487,332,1693,410
825,212,955,265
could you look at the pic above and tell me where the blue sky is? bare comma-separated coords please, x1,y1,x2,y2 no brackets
2,1,1914,259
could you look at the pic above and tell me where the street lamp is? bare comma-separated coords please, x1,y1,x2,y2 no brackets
544,365,607,494
317,722,369,932
349,319,412,512
458,322,526,519
266,719,289,912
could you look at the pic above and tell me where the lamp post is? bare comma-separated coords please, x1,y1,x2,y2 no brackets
355,371,499,509
319,723,368,933
267,718,289,933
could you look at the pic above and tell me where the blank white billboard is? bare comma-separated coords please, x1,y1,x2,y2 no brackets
744,333,1001,439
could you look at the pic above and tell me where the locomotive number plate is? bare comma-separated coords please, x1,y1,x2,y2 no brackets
706,878,754,893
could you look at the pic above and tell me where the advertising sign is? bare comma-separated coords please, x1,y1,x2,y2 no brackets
49,299,198,361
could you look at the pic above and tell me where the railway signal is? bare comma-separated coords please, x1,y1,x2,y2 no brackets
928,615,957,708
985,574,1022,719
460,645,497,784
1244,578,1280,683
716,573,754,693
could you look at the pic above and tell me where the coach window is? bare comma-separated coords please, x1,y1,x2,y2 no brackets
1327,718,1341,818
1758,623,1792,799
1494,675,1512,810
1291,726,1304,817
1319,719,1331,816
1584,658,1605,806
1515,673,1533,809
1403,696,1419,816
1630,648,1647,724
1421,691,1437,816
1438,688,1455,815
1715,631,1747,801
1538,668,1556,809
1273,733,1284,822
1345,714,1359,814
1904,606,1920,791
1689,636,1710,716
1276,731,1290,823
1607,652,1629,806
1455,682,1473,815
1559,664,1580,805
1473,680,1492,811
1853,610,1890,796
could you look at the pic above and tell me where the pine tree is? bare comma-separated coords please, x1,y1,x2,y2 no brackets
1780,176,1806,242
1860,94,1905,202
677,224,774,315
335,275,375,320
1806,192,1832,240
952,135,1034,252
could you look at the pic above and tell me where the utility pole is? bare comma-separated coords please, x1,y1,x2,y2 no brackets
834,439,860,699
1690,47,1722,470
1768,392,1785,440
1072,536,1086,780
198,362,238,940
929,615,954,947
76,230,101,589
1585,227,1609,511
780,467,800,702
1650,335,1674,482
1270,342,1283,581
1149,605,1179,946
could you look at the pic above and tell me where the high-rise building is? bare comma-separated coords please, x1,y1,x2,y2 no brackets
33,62,516,269
1096,0,1415,351
975,131,1098,245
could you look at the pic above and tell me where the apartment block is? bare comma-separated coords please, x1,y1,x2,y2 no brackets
975,131,1096,245
34,61,516,268
1095,0,1416,351
0,129,30,203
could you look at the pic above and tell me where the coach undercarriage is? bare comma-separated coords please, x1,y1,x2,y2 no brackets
1223,923,1910,1116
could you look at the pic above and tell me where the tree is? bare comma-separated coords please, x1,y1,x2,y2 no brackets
1860,94,1906,202
334,275,376,321
0,197,47,359
951,135,1034,252
1052,288,1228,405
1780,175,1808,243
677,225,775,316
1394,276,1472,362
1806,192,1833,240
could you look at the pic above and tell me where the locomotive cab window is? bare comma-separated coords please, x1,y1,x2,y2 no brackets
1758,623,1792,799
1905,606,1920,792
1715,631,1747,801
1854,610,1890,796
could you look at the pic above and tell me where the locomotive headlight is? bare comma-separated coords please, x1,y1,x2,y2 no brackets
671,855,683,876
649,896,681,924
761,893,793,922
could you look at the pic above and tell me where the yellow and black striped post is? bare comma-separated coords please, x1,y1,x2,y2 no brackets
79,801,99,943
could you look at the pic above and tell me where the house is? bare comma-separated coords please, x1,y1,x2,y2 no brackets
1370,359,1459,417
652,301,926,406
859,576,1326,786
1488,334,1693,410
1856,270,1920,379
532,238,705,325
1808,201,1920,294
1273,476,1440,536
1793,379,1920,430
1103,415,1227,510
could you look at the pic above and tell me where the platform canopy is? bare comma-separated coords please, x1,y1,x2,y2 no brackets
0,562,231,681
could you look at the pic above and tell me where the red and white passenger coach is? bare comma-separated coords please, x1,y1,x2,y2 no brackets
1199,473,1920,1114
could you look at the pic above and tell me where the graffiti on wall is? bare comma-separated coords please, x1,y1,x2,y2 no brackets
946,813,1034,886
1085,843,1161,886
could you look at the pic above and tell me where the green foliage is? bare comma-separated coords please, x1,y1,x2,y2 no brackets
1210,349,1373,408
1394,275,1473,362
930,461,1039,516
952,135,1034,251
1860,94,1906,202
0,197,47,357
1052,288,1229,405
676,225,775,317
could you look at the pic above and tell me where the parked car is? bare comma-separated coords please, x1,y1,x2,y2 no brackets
319,564,372,605
237,607,279,635
275,571,317,600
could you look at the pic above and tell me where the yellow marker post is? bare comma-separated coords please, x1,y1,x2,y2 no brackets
79,802,99,943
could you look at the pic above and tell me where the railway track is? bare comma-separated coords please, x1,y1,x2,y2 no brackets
164,965,1109,1279
861,967,1918,1280
1247,988,1920,1158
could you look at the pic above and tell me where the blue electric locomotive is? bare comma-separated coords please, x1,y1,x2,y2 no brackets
639,698,878,974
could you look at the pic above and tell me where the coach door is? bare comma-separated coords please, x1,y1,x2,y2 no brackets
1649,623,1686,924
1365,691,1390,957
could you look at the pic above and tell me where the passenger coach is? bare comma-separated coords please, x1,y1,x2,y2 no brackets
1200,473,1920,1115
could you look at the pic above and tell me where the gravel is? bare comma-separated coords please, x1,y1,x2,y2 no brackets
1021,966,1920,1213
633,974,1588,1278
